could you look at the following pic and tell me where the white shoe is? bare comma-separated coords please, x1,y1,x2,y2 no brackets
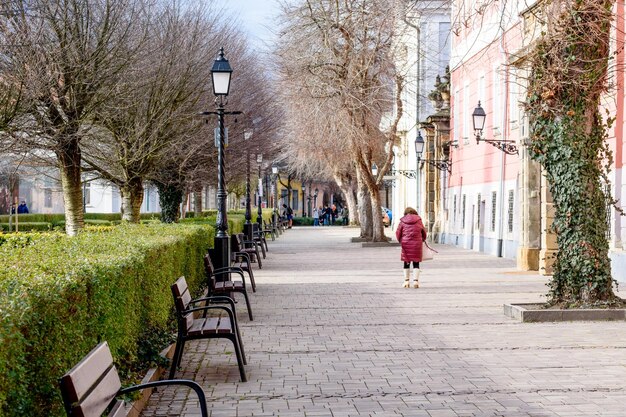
412,269,421,288
402,269,410,288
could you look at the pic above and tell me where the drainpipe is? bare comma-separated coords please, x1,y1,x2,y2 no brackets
497,4,509,258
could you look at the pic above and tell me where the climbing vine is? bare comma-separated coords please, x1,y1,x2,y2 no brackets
156,181,184,223
526,0,619,306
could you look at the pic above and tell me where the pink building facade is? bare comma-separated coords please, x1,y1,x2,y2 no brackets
443,0,626,281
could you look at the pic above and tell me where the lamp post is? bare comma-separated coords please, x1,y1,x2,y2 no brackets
210,47,234,270
256,154,263,226
472,101,518,155
272,163,279,227
243,128,254,240
301,183,306,217
415,132,425,212
371,163,378,177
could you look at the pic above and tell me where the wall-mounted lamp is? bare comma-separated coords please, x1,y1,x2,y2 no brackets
472,101,518,155
415,131,452,174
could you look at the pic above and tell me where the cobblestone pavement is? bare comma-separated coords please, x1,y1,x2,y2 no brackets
140,227,626,417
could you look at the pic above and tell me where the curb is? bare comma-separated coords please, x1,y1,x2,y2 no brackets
362,241,399,247
123,343,176,417
504,303,626,322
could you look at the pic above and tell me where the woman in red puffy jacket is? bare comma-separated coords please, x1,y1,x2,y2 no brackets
395,207,427,288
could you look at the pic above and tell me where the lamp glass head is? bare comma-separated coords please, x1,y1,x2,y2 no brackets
472,101,486,132
211,47,233,96
414,131,425,156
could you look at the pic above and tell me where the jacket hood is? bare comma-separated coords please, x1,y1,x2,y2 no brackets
400,214,421,225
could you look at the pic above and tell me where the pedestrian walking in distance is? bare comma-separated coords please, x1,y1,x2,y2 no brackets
395,207,427,288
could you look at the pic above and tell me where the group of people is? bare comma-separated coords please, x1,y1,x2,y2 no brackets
312,204,348,226
10,200,29,214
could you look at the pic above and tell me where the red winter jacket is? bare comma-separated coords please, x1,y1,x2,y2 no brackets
395,214,427,262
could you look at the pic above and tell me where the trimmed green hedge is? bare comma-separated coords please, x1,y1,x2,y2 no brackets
0,223,214,416
0,212,162,226
0,222,52,232
292,217,314,226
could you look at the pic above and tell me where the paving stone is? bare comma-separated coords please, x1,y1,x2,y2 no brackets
140,227,626,417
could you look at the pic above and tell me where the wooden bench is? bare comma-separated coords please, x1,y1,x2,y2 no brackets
252,227,269,253
59,341,208,417
233,233,262,269
262,220,277,241
170,276,247,382
204,253,253,320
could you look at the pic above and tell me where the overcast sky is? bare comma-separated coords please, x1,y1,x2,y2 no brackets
214,0,282,51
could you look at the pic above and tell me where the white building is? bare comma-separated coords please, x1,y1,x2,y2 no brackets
390,1,451,232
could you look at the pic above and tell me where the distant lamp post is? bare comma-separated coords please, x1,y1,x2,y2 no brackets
415,132,424,211
211,47,234,270
256,153,263,226
371,163,378,177
314,188,319,210
415,131,452,173
272,163,279,226
472,101,518,155
243,128,254,240
302,183,306,217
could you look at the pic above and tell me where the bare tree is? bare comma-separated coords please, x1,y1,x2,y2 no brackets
2,0,145,234
275,0,406,241
81,1,226,222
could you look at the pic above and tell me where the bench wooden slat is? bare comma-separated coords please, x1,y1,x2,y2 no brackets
73,365,121,417
216,281,242,291
180,288,192,308
172,277,186,297
217,318,232,334
188,317,206,334
60,342,116,404
201,317,220,334
108,400,126,417
185,313,194,331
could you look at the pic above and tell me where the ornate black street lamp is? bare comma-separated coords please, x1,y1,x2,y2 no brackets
243,128,254,240
209,47,236,270
472,101,518,155
256,153,263,226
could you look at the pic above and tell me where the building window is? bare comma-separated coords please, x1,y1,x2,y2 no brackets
493,65,501,134
476,193,481,229
44,189,52,208
462,194,466,229
491,191,497,232
83,182,91,206
508,190,514,233
453,195,457,223
463,83,470,143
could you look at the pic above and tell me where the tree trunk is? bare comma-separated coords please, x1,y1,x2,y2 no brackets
57,141,84,236
343,185,358,226
194,190,203,217
347,189,358,225
121,178,144,223
368,184,386,241
156,182,184,223
358,182,372,239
